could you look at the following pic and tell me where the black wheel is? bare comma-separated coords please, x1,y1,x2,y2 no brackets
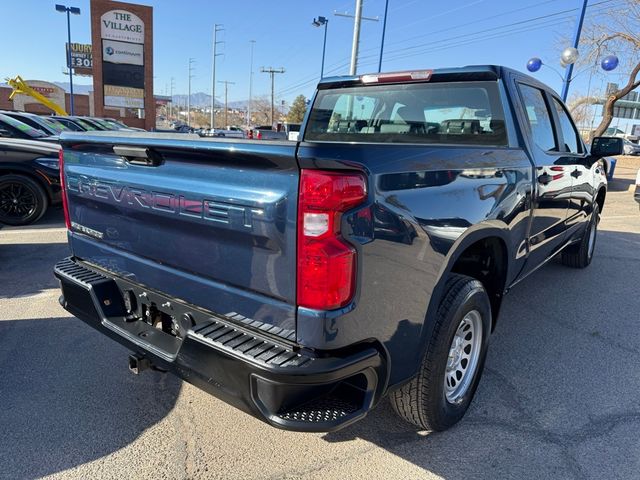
390,274,491,431
561,202,599,269
0,174,48,226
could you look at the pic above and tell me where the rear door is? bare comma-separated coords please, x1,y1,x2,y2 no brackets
547,95,602,239
515,82,572,274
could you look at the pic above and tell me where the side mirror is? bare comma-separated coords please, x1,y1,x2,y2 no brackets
591,136,623,157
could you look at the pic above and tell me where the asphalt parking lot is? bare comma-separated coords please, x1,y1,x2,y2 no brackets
1,159,639,480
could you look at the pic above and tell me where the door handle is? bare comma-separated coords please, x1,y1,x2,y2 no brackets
570,169,583,178
537,173,552,185
113,146,163,166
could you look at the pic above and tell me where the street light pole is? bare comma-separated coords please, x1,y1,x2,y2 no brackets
312,17,329,79
378,0,390,72
55,4,80,115
561,0,588,102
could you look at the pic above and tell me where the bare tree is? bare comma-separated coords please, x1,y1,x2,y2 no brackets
567,93,600,126
249,96,273,125
578,0,640,138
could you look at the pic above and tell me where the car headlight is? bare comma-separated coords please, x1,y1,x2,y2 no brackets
34,158,59,170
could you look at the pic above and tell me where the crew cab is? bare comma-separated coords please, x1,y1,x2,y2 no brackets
54,66,622,432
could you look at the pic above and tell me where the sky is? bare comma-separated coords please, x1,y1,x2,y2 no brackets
0,0,635,128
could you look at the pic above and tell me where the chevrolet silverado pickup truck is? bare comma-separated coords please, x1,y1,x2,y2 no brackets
54,66,623,432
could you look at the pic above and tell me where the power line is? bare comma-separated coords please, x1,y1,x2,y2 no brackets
357,0,623,66
275,0,621,97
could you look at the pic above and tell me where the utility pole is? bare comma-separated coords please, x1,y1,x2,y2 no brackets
261,67,285,127
211,24,224,128
218,80,235,128
335,2,378,75
248,40,256,128
188,58,195,126
169,77,175,121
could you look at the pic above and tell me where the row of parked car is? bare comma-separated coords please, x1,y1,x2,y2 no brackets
0,112,144,226
170,122,302,141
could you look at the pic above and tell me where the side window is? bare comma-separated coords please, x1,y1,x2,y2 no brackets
551,97,582,153
519,84,557,152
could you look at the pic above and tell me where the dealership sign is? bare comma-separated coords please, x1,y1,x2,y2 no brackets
101,10,144,44
104,95,144,109
104,84,144,108
102,39,143,66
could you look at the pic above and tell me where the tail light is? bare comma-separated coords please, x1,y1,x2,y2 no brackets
297,169,367,310
256,130,262,140
58,148,71,229
247,129,253,139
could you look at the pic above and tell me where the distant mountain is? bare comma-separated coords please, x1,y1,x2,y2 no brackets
171,93,249,110
0,81,251,107
52,82,94,94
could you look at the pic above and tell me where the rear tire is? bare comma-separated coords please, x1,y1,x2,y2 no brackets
390,274,491,431
561,202,599,269
0,174,48,226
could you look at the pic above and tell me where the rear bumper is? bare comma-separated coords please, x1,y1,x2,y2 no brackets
54,257,386,432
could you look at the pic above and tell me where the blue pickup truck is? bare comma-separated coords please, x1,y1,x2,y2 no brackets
54,66,622,432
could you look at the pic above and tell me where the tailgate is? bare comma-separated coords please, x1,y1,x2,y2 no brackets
61,132,299,336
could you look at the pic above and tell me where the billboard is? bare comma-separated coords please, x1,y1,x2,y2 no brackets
102,39,143,66
102,60,144,88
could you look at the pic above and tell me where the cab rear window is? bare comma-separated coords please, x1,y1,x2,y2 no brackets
305,81,507,146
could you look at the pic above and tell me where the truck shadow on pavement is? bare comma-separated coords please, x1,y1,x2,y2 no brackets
0,316,182,480
0,242,70,299
323,230,640,480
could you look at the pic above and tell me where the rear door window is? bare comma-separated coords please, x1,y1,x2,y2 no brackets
305,81,507,146
551,97,582,154
518,84,558,152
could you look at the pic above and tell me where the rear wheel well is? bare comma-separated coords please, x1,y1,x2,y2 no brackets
450,236,508,329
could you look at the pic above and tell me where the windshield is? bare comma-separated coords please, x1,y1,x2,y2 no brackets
0,114,46,137
41,117,67,134
74,119,97,131
305,81,507,146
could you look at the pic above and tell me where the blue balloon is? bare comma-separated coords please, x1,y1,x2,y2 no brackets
527,57,542,72
601,55,619,72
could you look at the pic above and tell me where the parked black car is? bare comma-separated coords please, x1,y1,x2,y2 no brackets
0,111,68,136
0,113,58,143
0,138,61,225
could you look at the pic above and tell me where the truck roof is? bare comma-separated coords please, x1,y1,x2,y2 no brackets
318,65,552,94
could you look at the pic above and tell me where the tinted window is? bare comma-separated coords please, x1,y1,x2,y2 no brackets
552,98,582,153
305,81,507,146
519,84,557,152
0,114,46,137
